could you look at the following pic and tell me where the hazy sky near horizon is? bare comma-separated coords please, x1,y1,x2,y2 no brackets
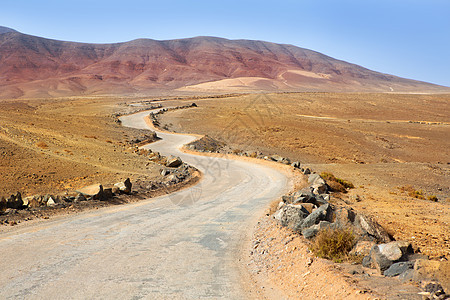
1,0,449,86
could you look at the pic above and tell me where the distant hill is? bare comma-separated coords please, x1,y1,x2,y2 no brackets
0,26,448,99
0,26,17,34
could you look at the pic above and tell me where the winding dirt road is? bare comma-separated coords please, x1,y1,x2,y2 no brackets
0,110,290,299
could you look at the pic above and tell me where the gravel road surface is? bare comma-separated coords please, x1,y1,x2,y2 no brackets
0,110,290,299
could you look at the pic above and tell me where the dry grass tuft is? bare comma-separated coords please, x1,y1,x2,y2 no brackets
327,181,347,193
320,172,354,193
398,186,439,202
399,185,426,200
428,195,438,202
310,228,355,262
35,141,49,149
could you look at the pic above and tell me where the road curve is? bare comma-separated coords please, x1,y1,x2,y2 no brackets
0,110,290,299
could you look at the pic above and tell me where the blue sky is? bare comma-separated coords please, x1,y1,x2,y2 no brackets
1,0,449,86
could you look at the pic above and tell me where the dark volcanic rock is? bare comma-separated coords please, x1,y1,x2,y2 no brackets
384,261,414,277
114,178,132,194
298,203,333,231
273,204,309,230
166,156,183,168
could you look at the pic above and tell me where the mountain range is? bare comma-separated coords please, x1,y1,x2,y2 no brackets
0,26,448,99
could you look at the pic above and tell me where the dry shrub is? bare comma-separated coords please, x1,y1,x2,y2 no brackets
36,141,49,149
310,228,355,262
428,195,438,202
320,172,354,193
410,190,425,199
399,185,425,200
398,186,438,201
327,181,347,193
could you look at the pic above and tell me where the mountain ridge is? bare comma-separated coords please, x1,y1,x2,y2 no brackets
0,26,448,99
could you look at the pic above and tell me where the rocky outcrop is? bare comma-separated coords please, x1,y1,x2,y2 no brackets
0,197,6,211
114,178,132,194
46,197,56,206
148,103,198,130
384,261,415,277
420,282,449,300
273,204,309,229
76,184,105,200
291,161,301,169
308,174,328,195
6,192,23,209
270,155,291,165
184,134,307,172
274,170,390,243
296,204,332,231
111,103,162,124
166,156,183,168
274,170,449,295
349,240,376,257
160,163,193,185
272,170,449,295
414,260,450,293
186,135,225,153
1,160,198,225
74,193,86,202
334,208,391,243
128,132,159,146
362,241,413,273
2,178,131,212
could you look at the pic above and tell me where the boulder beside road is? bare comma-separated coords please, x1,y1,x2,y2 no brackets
114,178,132,194
273,204,309,229
363,241,413,273
6,192,23,209
76,184,104,200
166,156,183,168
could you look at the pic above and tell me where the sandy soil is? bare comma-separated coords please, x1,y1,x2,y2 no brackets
177,77,289,92
0,97,165,198
159,92,450,258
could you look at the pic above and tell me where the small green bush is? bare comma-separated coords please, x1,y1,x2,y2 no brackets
310,228,355,262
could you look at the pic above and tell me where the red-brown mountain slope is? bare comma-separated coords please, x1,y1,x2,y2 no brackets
0,26,447,99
